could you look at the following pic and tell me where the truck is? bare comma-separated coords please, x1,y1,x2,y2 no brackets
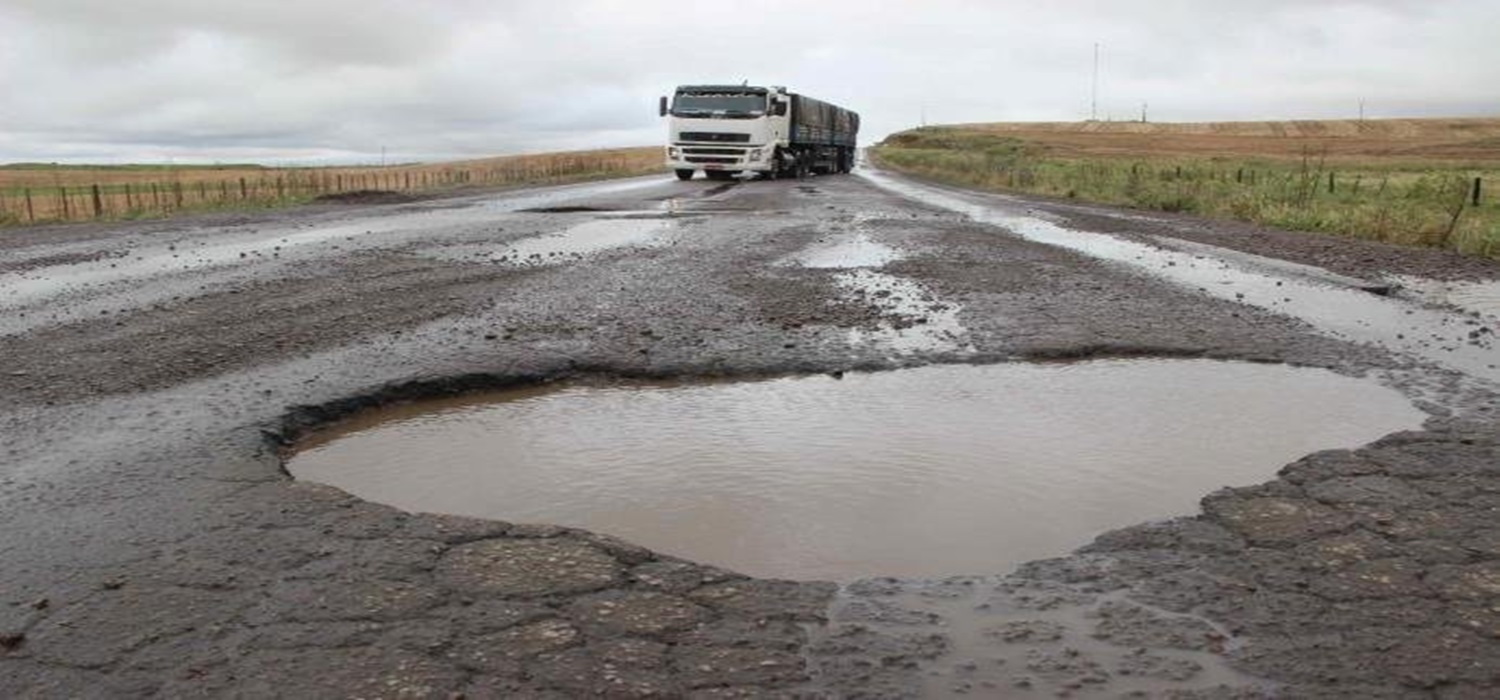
658,84,859,181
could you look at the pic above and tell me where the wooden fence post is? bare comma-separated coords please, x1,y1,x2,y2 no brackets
25,188,34,223
61,187,71,220
1474,177,1483,207
240,177,248,200
92,184,103,218
1327,172,1335,194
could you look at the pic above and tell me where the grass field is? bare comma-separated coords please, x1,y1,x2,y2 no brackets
873,118,1500,258
0,147,663,226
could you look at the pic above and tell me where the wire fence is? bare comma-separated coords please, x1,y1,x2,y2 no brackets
0,148,663,226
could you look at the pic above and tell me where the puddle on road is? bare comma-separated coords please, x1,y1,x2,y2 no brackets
837,270,970,354
820,580,1274,698
1396,276,1500,320
0,175,669,315
791,232,903,269
288,360,1423,582
488,217,672,266
859,170,1500,382
779,223,961,353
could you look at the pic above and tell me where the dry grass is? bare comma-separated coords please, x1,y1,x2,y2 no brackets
949,118,1500,163
0,147,663,225
874,118,1500,259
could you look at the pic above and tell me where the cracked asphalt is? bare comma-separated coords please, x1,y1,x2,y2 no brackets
1,167,1498,698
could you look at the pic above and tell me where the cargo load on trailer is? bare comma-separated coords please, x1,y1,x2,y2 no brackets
659,84,860,180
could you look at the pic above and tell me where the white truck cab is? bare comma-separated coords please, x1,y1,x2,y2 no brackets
660,85,858,181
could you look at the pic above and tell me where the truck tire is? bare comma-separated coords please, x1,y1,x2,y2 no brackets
674,169,694,181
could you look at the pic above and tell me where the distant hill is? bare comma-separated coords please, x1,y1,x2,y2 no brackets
896,117,1500,161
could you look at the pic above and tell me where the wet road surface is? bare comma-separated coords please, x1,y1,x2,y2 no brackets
1,168,1498,697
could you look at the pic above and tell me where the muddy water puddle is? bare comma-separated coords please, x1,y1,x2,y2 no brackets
289,360,1421,581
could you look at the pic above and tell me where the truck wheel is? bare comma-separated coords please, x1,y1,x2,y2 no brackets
674,169,694,181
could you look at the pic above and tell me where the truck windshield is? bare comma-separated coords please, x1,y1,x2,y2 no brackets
672,94,766,116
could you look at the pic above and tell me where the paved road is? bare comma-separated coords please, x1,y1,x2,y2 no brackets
1,169,1497,697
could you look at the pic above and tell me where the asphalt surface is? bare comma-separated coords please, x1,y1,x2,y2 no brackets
1,167,1498,698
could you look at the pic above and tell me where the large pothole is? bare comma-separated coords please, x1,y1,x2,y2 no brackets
287,360,1424,581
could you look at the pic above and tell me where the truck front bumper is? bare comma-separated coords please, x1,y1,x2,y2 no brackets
666,145,775,173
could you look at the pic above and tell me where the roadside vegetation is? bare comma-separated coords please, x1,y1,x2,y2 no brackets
872,118,1500,259
0,147,663,226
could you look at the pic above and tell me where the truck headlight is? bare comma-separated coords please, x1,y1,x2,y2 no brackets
748,149,763,161
667,147,679,158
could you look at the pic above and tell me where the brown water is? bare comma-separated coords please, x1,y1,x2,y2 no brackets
288,360,1424,581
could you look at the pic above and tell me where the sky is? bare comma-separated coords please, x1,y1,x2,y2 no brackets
1,0,1497,165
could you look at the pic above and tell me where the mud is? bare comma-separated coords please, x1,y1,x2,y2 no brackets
1,167,1498,697
312,190,426,205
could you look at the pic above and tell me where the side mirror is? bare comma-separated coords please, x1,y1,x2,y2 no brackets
659,96,668,117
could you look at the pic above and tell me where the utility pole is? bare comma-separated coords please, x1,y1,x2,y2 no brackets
1358,99,1365,122
1141,101,1148,123
381,146,387,168
1090,42,1100,121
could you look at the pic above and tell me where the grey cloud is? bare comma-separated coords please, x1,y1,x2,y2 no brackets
1,0,1496,164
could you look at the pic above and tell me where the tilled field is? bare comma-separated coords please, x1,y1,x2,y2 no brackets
1,168,1497,697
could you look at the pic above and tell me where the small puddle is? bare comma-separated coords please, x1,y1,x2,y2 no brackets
860,169,1500,382
1395,276,1500,320
288,360,1423,581
791,232,903,269
837,270,969,353
489,217,671,266
818,579,1275,697
0,176,668,318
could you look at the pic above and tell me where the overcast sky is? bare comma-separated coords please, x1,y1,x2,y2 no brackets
2,0,1497,164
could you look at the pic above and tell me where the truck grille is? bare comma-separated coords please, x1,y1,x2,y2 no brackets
684,156,739,164
679,132,751,143
682,148,743,156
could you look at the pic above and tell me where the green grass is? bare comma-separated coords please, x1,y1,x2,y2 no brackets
874,128,1500,259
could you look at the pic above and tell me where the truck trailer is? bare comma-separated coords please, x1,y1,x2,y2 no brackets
659,84,859,181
